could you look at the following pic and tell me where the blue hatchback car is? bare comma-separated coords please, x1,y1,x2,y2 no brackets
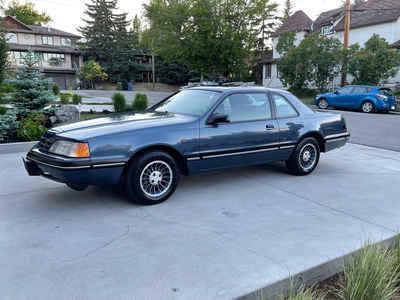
314,85,398,113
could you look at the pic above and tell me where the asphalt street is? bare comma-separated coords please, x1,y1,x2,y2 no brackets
1,142,400,300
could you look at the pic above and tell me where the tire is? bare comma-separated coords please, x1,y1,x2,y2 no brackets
285,137,320,175
361,101,374,113
124,150,180,205
317,98,329,109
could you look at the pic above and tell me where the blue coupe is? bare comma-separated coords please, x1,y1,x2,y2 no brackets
314,85,397,113
24,87,350,205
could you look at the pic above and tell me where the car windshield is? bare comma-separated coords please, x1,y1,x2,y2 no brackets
153,90,220,116
379,88,394,96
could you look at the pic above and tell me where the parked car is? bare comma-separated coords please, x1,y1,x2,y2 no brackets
23,87,350,205
314,85,398,113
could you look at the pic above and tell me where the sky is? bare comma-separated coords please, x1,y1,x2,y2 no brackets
25,0,344,36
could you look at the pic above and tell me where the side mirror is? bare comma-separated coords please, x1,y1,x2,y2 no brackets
208,114,230,124
334,90,339,95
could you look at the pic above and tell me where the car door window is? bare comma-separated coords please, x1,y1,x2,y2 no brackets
337,86,353,94
353,86,367,93
272,93,298,118
214,93,271,122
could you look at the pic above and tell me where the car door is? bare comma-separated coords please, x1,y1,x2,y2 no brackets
333,86,355,108
198,92,280,172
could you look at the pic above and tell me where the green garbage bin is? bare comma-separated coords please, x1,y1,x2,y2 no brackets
117,82,122,91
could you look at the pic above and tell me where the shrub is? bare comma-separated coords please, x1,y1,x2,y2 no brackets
336,239,399,300
59,94,70,104
72,94,82,104
0,105,7,115
17,113,47,141
52,84,60,95
0,110,20,142
112,92,127,113
131,93,148,111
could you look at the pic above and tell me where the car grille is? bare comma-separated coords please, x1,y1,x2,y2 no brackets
38,132,61,152
38,137,53,152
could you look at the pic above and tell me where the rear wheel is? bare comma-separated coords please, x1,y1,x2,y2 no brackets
285,137,320,175
317,98,329,109
361,101,374,113
124,150,180,205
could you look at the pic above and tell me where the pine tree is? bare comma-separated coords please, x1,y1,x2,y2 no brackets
0,24,10,85
282,0,293,23
6,47,56,114
78,0,137,82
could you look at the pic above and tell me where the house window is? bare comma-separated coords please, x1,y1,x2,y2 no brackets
321,25,333,35
42,36,53,45
265,64,271,79
277,69,281,78
61,38,74,46
6,33,18,43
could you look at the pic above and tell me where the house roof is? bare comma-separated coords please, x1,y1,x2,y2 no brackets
273,10,313,37
310,7,345,35
3,15,82,39
391,39,400,48
334,0,400,32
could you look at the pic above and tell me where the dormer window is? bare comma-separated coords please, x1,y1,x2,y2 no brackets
321,25,333,35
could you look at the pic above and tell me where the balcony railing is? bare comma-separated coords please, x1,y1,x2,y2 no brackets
9,59,78,72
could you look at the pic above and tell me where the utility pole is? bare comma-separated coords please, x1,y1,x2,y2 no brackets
341,0,351,86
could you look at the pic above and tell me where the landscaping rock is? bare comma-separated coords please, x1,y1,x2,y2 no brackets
55,106,80,123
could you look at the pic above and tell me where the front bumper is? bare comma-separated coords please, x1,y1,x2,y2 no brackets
23,146,125,186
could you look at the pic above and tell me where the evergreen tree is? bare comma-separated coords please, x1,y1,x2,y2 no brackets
281,0,293,23
6,47,55,114
0,20,10,85
78,0,137,82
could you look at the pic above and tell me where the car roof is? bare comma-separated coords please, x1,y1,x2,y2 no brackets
187,86,292,94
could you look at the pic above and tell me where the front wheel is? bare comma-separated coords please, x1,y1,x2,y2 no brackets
361,101,374,113
317,98,329,109
124,150,180,205
285,137,320,175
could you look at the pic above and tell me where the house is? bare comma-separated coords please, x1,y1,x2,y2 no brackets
263,0,400,89
2,15,83,89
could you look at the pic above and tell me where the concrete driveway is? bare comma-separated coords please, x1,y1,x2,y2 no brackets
1,143,400,300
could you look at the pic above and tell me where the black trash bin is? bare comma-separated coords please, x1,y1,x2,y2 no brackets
122,83,128,91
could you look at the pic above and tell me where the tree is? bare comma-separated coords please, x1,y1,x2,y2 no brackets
1,0,52,26
281,0,293,23
276,31,310,94
0,20,10,85
78,0,138,82
300,34,343,93
275,31,296,56
345,34,400,86
77,60,108,89
143,0,278,79
155,58,197,85
6,47,56,114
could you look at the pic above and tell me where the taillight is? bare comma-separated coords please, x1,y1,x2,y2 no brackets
376,94,387,100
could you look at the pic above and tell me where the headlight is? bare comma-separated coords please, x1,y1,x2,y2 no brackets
49,140,90,158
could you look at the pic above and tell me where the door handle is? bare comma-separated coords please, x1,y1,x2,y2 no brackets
266,124,275,131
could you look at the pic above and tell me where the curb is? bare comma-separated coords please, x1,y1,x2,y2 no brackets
238,235,398,299
0,141,36,154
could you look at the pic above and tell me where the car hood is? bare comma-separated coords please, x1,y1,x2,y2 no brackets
48,111,197,140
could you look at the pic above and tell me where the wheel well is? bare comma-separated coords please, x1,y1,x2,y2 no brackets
122,146,189,177
300,133,326,152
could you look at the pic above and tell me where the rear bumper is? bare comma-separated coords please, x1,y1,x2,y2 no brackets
325,131,351,152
